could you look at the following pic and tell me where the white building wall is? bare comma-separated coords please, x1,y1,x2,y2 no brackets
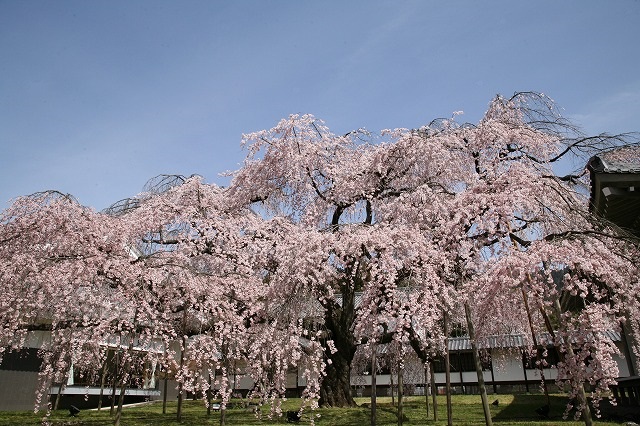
431,371,493,385
0,370,42,411
491,348,526,382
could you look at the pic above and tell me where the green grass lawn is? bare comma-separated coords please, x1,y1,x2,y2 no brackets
0,394,631,425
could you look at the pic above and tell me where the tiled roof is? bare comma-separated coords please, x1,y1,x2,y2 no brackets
446,330,621,351
589,146,640,174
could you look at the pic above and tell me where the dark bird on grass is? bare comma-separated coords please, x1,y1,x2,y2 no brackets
286,410,301,423
535,404,550,418
69,406,80,417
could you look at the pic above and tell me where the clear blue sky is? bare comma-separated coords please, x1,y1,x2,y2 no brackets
2,0,639,210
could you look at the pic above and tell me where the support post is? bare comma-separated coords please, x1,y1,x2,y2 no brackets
430,361,438,421
465,302,493,426
397,360,404,426
444,312,453,426
371,344,377,426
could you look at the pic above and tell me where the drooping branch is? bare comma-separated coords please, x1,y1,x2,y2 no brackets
550,134,640,164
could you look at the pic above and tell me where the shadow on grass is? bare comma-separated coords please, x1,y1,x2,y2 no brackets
492,394,577,423
490,393,640,425
0,396,631,425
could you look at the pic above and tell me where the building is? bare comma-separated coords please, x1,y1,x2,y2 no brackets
349,332,632,397
588,145,640,237
587,145,640,415
0,332,161,411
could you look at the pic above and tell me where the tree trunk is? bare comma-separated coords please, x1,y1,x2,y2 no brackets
444,313,453,426
97,349,110,411
319,349,356,406
464,302,493,426
319,293,357,407
430,361,438,421
370,345,377,426
521,287,550,406
177,381,184,422
397,360,404,426
162,373,168,415
113,372,127,426
54,377,65,411
177,336,186,423
207,373,213,417
110,350,119,416
114,341,134,426
424,364,429,416
390,368,395,406
221,353,231,426
54,355,70,412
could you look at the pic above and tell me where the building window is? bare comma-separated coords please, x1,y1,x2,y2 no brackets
0,348,42,372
